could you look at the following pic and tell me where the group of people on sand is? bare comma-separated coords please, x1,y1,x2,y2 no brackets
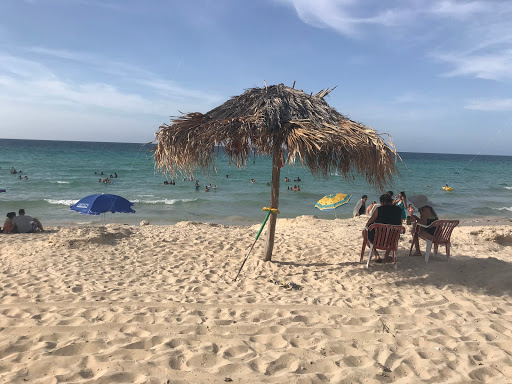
354,191,439,263
1,209,44,234
354,191,411,222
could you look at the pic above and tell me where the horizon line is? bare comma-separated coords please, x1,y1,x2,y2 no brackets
1,137,510,158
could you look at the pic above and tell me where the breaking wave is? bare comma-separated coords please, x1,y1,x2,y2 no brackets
45,199,78,206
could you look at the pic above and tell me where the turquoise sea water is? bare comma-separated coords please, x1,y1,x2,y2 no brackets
1,139,511,226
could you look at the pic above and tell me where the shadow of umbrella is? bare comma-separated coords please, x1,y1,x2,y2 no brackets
70,194,135,224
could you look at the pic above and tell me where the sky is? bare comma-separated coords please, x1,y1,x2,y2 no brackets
0,0,511,155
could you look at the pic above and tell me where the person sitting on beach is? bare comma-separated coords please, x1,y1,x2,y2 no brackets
364,194,402,263
407,204,414,219
366,201,377,215
2,212,16,233
353,195,368,217
12,209,43,233
409,195,439,256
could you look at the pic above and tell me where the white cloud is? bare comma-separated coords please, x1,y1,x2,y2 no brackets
276,0,512,81
429,1,490,18
0,50,221,117
436,51,512,80
465,98,512,111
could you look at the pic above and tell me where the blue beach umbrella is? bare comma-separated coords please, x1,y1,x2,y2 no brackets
70,194,135,222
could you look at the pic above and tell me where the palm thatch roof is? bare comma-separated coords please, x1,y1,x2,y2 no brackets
153,83,398,188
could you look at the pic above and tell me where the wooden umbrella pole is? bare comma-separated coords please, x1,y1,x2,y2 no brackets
263,145,282,261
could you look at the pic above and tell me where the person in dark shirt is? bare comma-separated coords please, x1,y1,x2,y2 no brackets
363,194,402,263
353,195,368,217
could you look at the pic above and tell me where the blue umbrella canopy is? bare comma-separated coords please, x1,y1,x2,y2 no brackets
70,194,135,215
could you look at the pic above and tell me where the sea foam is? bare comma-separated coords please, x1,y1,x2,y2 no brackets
45,199,78,206
133,198,197,205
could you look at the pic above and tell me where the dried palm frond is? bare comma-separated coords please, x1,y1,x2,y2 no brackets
153,83,398,188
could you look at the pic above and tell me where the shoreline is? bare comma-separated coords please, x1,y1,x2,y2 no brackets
1,215,511,382
26,213,512,230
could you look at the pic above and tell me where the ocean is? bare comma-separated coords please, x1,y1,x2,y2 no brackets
1,138,511,227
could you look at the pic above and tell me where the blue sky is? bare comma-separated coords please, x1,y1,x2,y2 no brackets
0,0,511,155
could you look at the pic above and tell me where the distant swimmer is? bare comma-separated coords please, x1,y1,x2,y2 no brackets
24,175,28,180
114,173,118,178
10,167,17,174
250,179,255,183
204,186,209,192
226,175,229,178
294,177,301,182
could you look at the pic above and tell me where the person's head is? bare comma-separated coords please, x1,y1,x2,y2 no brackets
379,194,393,205
387,191,394,197
362,195,368,202
7,212,16,219
18,209,25,215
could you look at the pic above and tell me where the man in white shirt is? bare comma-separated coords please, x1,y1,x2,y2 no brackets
353,195,368,217
12,209,44,233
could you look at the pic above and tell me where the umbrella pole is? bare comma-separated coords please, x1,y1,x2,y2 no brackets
263,146,282,262
233,208,277,281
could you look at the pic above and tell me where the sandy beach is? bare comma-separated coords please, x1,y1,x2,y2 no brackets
1,216,512,383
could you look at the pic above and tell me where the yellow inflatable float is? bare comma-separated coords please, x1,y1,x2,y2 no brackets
442,186,453,191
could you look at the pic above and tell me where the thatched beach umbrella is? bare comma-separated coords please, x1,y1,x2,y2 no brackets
153,83,398,261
